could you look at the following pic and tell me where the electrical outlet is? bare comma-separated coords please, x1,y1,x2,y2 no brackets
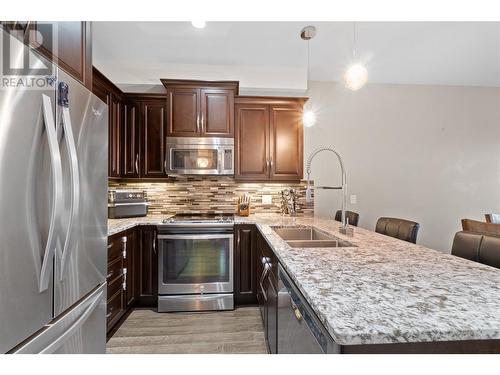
262,195,273,205
350,194,357,204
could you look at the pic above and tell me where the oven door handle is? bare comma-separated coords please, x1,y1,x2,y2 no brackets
157,234,234,240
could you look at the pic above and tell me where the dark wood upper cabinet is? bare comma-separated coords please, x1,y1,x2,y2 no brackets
28,22,92,89
93,68,123,179
200,89,234,137
234,225,258,305
235,96,306,182
234,103,270,181
270,105,304,181
162,80,238,138
109,95,122,178
166,88,200,136
122,101,141,178
141,99,167,178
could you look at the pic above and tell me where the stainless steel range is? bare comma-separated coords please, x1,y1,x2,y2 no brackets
157,214,234,312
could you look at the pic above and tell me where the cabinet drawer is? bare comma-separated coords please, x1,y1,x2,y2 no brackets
107,270,124,299
107,257,123,284
106,290,123,327
108,234,127,261
257,235,278,276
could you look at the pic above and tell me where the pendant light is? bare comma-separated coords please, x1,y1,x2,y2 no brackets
191,21,206,29
344,22,368,91
300,25,317,127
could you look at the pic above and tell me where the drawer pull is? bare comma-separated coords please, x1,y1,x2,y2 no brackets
291,302,302,321
106,271,113,280
106,311,112,319
107,244,113,249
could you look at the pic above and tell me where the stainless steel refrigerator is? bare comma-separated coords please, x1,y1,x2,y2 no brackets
0,28,108,353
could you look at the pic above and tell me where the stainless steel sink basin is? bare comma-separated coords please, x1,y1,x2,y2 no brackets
271,226,356,248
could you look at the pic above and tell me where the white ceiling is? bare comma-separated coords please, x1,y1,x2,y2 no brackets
93,22,500,92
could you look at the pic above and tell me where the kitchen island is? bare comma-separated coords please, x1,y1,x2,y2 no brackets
108,213,500,353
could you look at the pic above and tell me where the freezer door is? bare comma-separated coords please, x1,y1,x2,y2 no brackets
53,68,108,315
0,30,59,353
11,283,106,354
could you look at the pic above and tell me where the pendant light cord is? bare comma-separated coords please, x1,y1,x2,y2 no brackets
352,22,357,60
307,39,310,91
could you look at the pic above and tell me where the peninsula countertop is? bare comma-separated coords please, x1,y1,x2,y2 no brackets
107,213,500,346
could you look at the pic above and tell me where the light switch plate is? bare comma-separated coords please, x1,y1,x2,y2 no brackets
350,194,357,204
262,195,273,205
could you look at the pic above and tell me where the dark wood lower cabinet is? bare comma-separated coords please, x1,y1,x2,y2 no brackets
106,232,128,333
137,226,158,306
234,225,257,305
107,226,158,335
255,229,278,354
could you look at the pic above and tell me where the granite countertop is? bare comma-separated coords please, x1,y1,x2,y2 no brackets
108,213,500,346
108,215,173,236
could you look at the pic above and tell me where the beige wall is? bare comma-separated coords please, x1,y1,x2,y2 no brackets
304,81,500,252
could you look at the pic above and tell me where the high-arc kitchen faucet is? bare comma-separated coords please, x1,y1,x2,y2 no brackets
305,147,348,228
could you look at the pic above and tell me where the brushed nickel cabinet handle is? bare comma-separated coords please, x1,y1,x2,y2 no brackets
122,268,127,291
135,153,139,174
291,302,302,321
106,271,113,279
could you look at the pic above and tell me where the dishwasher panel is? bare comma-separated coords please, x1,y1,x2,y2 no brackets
277,265,338,354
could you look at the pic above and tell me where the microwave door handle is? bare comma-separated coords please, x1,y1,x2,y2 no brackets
218,149,223,173
39,94,63,293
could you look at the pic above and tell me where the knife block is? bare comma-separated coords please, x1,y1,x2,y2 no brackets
237,202,250,217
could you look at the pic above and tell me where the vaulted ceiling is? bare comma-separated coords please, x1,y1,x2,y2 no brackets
93,22,500,93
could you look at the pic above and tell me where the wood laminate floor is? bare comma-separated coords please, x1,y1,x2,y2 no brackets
106,307,268,354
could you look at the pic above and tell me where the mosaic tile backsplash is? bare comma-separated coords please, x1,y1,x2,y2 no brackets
109,177,314,216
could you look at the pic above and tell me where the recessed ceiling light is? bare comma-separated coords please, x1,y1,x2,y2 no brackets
191,21,206,29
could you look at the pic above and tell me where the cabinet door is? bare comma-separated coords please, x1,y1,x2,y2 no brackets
167,88,200,137
266,271,278,354
141,100,167,178
138,227,158,306
269,106,303,181
234,225,257,305
122,101,140,177
256,253,267,330
235,104,270,181
28,22,92,89
109,94,122,178
125,230,137,307
200,89,234,137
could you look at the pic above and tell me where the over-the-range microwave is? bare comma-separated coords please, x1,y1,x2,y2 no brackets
166,137,234,175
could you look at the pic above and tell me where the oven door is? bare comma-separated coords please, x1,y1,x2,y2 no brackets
158,234,234,295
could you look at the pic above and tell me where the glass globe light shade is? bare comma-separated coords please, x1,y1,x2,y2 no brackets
344,63,368,91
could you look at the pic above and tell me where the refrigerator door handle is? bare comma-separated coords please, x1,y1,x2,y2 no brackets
39,94,63,293
59,105,80,280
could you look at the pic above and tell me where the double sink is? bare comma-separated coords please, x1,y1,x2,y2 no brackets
272,226,356,248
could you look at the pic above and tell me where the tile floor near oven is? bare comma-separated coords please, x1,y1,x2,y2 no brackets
106,307,268,354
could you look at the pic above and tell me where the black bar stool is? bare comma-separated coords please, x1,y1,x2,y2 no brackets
375,217,420,244
334,210,359,227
